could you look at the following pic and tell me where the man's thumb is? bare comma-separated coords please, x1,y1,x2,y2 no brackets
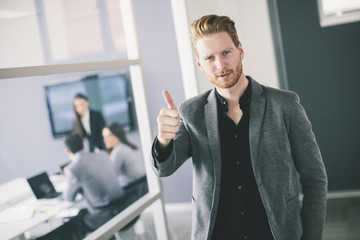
162,90,177,110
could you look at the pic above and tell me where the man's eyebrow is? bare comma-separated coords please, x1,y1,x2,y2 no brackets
204,54,213,59
223,47,234,52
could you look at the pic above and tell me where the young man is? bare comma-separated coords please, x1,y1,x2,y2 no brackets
151,15,327,240
63,132,124,233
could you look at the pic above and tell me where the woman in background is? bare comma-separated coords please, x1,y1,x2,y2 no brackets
102,122,145,187
73,93,106,152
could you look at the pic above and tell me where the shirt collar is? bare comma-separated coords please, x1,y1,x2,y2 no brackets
215,79,252,113
82,109,90,120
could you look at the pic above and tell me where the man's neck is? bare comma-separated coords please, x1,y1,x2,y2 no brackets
216,74,249,106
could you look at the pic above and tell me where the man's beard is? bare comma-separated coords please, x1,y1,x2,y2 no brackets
207,61,243,89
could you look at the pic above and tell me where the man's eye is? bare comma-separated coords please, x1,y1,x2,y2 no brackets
223,51,230,56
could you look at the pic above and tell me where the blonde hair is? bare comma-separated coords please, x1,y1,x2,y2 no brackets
190,14,240,58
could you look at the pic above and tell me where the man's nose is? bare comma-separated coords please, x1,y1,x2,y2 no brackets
215,58,226,70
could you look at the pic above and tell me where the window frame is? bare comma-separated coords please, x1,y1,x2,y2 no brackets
317,0,360,27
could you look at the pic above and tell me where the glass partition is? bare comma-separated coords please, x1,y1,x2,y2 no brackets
0,0,168,238
0,0,129,68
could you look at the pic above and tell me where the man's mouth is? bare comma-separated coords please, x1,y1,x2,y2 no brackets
218,72,231,79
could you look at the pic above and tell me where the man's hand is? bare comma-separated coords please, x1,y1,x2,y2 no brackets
157,91,179,148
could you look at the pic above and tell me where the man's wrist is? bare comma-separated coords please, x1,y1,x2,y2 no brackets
153,137,173,162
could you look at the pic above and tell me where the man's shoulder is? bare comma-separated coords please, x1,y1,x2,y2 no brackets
76,150,109,164
180,89,212,110
256,81,298,103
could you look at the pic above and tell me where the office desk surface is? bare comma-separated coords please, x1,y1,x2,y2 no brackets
0,174,74,240
0,197,73,240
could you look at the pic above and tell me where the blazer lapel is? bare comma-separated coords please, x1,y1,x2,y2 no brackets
249,78,266,167
205,89,222,181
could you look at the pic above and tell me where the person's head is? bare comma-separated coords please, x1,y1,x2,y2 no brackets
64,132,84,155
102,122,137,152
190,15,244,89
73,93,89,117
190,14,240,59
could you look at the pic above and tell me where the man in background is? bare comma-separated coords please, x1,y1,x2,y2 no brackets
63,132,124,234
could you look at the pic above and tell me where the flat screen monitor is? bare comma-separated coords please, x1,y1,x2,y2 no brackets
44,73,135,138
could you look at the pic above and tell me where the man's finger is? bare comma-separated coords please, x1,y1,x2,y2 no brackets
163,90,178,110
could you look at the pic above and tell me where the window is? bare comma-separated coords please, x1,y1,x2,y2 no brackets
0,0,128,68
318,0,360,27
0,0,168,238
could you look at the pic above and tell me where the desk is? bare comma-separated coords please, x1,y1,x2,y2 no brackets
0,175,79,240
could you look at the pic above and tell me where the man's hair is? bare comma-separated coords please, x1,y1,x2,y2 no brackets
190,14,240,58
65,132,84,154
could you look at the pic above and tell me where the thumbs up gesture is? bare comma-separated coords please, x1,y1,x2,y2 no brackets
157,91,180,148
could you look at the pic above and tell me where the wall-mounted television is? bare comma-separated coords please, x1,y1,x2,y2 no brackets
44,72,136,138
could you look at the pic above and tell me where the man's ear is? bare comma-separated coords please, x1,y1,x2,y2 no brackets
196,58,204,72
66,148,71,156
237,42,244,60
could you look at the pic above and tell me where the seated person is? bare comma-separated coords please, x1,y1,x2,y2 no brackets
63,132,125,234
102,123,146,187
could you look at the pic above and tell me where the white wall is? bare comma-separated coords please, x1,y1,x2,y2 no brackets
133,0,192,203
0,15,44,68
0,76,66,183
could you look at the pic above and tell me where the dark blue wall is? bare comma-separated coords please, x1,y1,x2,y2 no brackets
275,0,360,191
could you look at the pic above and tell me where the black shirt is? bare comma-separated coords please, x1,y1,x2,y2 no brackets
211,80,274,240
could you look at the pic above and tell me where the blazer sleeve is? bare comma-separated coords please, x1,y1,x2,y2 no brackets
63,167,82,202
151,104,192,177
288,93,328,239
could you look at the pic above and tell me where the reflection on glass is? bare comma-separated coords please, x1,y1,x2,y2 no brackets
0,0,128,68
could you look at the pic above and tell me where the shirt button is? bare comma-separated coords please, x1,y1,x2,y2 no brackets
244,236,248,239
240,211,245,215
237,185,242,190
234,134,238,138
236,161,240,165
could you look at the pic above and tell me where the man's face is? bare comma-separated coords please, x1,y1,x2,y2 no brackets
195,32,244,89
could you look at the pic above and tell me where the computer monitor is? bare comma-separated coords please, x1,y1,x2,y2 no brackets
27,172,61,199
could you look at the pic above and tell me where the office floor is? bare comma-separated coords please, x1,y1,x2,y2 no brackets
322,197,360,240
117,196,360,240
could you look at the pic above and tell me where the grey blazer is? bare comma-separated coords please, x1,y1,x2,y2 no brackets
151,77,328,240
64,150,124,208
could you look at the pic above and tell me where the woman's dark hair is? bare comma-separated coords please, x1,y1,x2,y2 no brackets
74,93,89,101
73,93,89,136
107,122,138,150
